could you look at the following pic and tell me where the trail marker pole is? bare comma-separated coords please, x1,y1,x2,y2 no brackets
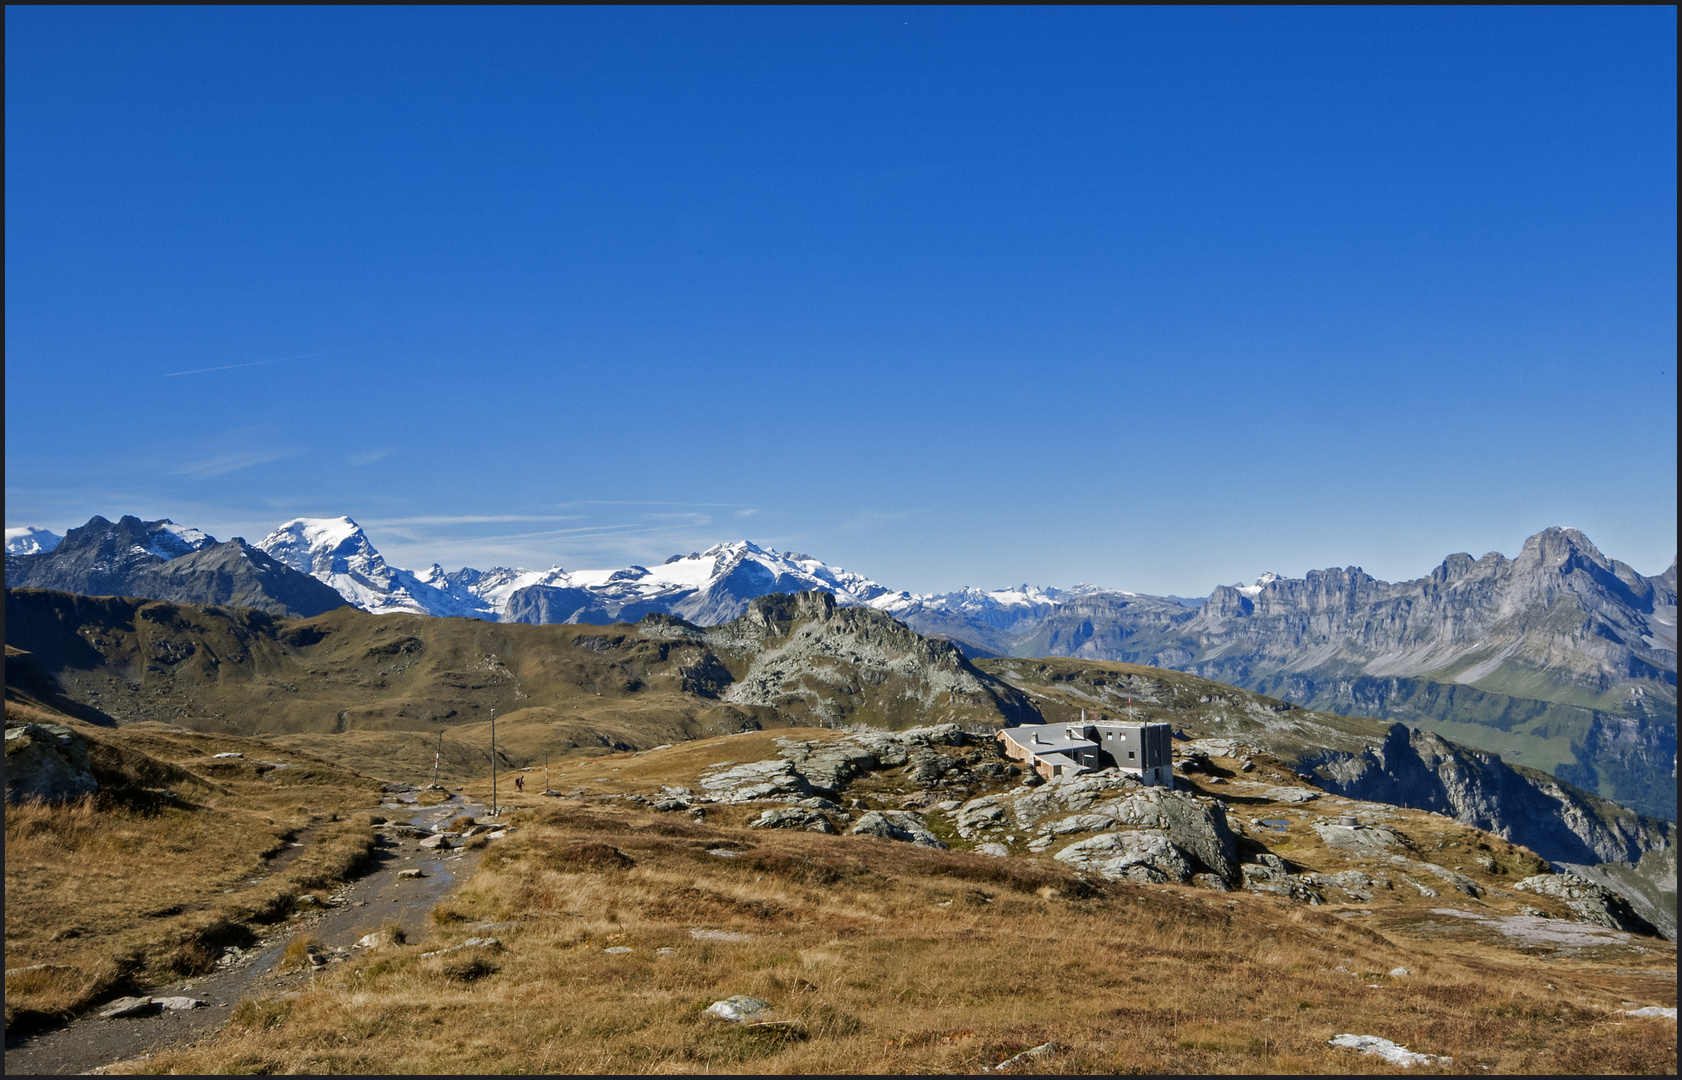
431,731,442,787
490,708,497,817
545,752,550,794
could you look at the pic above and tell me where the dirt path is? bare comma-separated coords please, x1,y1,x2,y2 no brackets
4,795,492,1076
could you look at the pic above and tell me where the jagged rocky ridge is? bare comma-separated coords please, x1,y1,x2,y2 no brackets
4,516,346,619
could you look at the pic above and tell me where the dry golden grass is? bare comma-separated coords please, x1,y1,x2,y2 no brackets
3,710,381,1029
131,794,1677,1075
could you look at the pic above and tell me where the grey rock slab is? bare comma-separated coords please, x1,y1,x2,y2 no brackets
975,842,1011,857
97,997,159,1020
749,807,836,834
1262,786,1319,803
849,810,948,849
1055,831,1192,884
153,997,207,1011
699,759,811,803
1311,819,1413,854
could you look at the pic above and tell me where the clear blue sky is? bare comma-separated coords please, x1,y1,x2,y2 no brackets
6,7,1676,594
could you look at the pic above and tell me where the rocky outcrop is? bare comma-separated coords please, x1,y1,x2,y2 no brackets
698,760,811,803
749,807,837,834
1556,846,1678,942
711,592,1041,730
952,776,1239,885
1515,872,1658,935
850,810,947,848
698,726,982,804
1306,724,1672,867
4,721,98,803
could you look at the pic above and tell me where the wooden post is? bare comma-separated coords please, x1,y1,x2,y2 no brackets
490,708,497,817
545,752,550,794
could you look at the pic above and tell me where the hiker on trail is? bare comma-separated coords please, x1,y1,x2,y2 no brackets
515,775,524,791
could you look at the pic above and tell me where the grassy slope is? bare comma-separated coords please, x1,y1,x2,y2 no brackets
2,590,1023,769
3,698,381,1031
126,731,1676,1075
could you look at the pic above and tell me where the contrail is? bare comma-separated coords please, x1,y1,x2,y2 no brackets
163,349,350,378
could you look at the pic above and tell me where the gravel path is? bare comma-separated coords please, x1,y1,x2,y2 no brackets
4,795,491,1076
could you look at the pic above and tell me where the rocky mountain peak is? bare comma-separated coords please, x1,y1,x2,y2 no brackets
4,526,63,555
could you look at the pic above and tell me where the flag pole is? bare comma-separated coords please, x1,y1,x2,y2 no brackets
490,707,497,817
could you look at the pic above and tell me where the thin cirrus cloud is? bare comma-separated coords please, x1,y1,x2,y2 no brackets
346,449,392,467
161,349,355,379
173,447,297,479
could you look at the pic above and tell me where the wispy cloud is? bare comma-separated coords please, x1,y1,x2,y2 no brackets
162,349,352,378
736,508,758,518
347,449,391,467
553,499,754,509
174,448,296,478
363,514,583,527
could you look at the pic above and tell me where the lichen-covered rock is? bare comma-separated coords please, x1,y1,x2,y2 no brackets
749,807,836,834
849,810,948,849
698,759,811,803
4,722,97,804
1055,831,1192,884
1515,873,1658,935
1241,859,1327,904
904,750,958,785
1090,789,1238,883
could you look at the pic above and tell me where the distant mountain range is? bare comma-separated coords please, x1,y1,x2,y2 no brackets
6,513,1675,818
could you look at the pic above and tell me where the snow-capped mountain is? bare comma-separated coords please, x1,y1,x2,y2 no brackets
501,541,900,625
5,526,63,555
255,517,488,618
249,521,911,626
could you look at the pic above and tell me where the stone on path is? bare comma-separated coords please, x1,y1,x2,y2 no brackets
98,996,159,1019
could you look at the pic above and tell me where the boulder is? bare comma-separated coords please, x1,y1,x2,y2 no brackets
704,995,773,1022
955,794,1009,836
5,722,98,804
154,996,207,1010
748,807,836,834
1091,789,1238,883
1515,873,1658,935
418,833,458,850
975,842,1011,857
849,810,948,849
1055,831,1193,884
98,996,159,1019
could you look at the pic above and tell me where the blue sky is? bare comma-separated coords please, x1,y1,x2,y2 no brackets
6,7,1676,594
